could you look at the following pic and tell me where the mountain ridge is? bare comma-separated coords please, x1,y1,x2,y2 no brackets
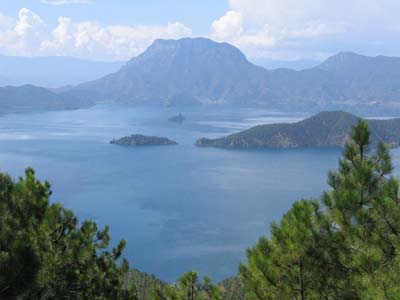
2,38,400,115
62,38,400,112
66,37,268,106
0,84,93,115
195,111,400,149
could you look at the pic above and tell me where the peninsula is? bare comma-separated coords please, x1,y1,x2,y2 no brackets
195,111,400,149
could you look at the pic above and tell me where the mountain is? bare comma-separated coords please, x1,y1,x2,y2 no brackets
0,55,124,88
261,52,400,110
0,85,93,115
63,38,400,112
64,38,270,106
195,111,400,149
316,52,400,103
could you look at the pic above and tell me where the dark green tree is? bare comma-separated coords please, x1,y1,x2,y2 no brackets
0,168,137,300
239,200,327,300
323,120,400,299
240,120,400,300
154,271,221,300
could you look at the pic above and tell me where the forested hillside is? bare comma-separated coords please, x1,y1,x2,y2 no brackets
196,111,400,149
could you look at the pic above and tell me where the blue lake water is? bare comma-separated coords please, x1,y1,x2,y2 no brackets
1,105,399,282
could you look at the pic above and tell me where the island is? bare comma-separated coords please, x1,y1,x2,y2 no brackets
168,113,185,123
195,111,400,149
111,134,177,146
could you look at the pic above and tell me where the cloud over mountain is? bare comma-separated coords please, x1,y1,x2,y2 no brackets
220,0,400,60
1,1,400,61
0,8,192,60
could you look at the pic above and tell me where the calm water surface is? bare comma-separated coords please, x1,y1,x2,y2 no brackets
1,105,399,282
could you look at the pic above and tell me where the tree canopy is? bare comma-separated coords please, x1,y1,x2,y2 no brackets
154,271,221,300
0,168,137,300
240,120,400,300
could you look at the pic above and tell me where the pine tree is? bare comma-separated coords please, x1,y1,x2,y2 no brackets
0,168,137,300
240,120,400,300
239,200,325,300
323,120,400,299
154,272,221,300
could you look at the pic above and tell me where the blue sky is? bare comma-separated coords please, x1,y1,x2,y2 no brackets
0,0,228,33
0,0,400,62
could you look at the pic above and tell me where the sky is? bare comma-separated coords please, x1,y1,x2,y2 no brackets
0,0,400,62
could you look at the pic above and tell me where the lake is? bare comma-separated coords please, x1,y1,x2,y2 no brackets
1,105,399,282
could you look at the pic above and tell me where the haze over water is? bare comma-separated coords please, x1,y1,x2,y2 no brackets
1,105,399,282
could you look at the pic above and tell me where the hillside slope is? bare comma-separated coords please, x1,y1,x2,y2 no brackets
63,38,400,111
66,38,269,107
195,111,400,149
0,85,93,115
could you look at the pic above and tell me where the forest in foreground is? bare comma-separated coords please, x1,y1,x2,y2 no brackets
2,120,400,300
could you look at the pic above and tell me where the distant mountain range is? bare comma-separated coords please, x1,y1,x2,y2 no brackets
62,38,400,112
0,85,93,115
195,111,400,149
2,37,400,115
0,55,124,88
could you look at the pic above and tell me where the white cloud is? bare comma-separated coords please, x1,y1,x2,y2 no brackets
229,0,375,27
211,0,400,60
1,2,400,62
41,0,93,5
0,8,192,60
40,18,192,59
235,25,277,57
0,12,13,29
211,10,243,40
211,12,277,59
15,8,44,36
0,8,46,57
210,2,347,60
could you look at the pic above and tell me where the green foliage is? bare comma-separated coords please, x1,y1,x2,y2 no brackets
0,168,137,300
5,118,400,300
154,272,221,300
240,120,400,299
125,269,166,300
196,111,400,149
219,276,245,300
240,201,326,300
